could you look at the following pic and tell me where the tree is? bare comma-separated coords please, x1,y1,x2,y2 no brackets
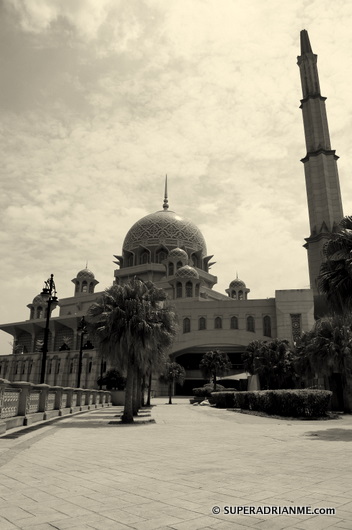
199,350,232,391
87,278,177,423
160,362,186,404
295,315,352,410
318,216,352,314
97,369,126,390
242,339,296,390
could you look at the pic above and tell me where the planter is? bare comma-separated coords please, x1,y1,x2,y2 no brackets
111,390,125,406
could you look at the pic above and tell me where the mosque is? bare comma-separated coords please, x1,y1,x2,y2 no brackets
0,31,344,395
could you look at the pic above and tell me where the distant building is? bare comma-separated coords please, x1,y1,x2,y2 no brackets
0,31,342,394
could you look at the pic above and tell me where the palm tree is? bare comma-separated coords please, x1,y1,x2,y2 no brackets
295,315,352,409
243,339,296,389
199,350,232,391
161,362,186,404
318,216,352,314
87,278,177,423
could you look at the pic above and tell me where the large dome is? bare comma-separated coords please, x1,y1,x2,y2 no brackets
123,210,207,255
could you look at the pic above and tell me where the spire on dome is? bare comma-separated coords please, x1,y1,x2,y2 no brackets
163,174,169,210
300,29,313,54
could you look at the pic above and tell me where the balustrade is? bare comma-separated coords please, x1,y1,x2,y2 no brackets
0,378,111,435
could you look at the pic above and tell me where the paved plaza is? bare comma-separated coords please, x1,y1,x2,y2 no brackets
0,398,351,530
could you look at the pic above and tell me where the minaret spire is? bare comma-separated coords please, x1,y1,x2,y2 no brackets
297,30,343,297
163,174,169,210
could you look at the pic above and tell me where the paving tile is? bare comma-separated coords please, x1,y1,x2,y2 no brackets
0,400,351,530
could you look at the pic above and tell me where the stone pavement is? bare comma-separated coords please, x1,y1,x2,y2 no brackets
0,398,351,530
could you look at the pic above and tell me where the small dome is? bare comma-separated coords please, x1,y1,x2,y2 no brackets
169,247,188,260
32,294,46,305
175,265,199,279
230,278,246,288
77,268,95,279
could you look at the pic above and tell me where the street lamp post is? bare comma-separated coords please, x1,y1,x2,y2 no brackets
40,274,58,384
77,316,87,388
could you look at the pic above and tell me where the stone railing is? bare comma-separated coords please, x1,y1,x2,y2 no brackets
0,379,112,435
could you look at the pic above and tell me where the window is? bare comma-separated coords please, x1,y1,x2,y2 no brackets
156,250,167,263
232,292,237,299
199,317,206,330
230,316,238,329
176,261,182,270
57,360,60,374
168,262,174,276
183,318,191,333
75,281,79,293
89,282,94,293
37,307,43,319
82,281,88,293
238,290,243,300
127,254,134,267
247,316,255,332
89,361,92,373
195,284,200,297
263,315,271,337
140,251,149,264
30,308,34,319
186,281,193,297
215,317,222,329
176,282,182,298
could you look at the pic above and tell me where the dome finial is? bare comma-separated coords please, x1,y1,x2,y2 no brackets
236,270,238,279
163,174,169,210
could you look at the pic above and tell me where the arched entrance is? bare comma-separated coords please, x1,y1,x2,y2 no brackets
172,345,246,395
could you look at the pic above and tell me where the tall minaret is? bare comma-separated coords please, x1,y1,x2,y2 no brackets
298,29,343,295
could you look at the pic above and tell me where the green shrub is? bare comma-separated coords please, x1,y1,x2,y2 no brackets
192,383,225,398
220,389,332,417
210,391,237,408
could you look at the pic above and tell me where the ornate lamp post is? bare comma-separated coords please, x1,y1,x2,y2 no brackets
77,316,87,388
40,274,58,384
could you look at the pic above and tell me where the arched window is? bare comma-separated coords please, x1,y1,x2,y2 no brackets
199,317,206,330
82,281,88,293
57,360,61,374
247,316,255,332
230,316,238,329
183,318,191,333
195,284,200,297
37,307,43,319
186,281,193,297
215,317,222,329
232,292,237,299
89,282,94,293
88,360,92,373
127,254,134,267
263,315,271,337
30,308,34,319
75,281,79,293
176,261,182,270
238,290,243,300
168,262,174,276
156,250,167,263
176,282,182,298
140,251,149,265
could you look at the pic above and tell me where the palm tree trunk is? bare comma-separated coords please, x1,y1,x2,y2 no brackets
141,374,146,407
121,355,134,423
168,380,173,404
146,370,152,406
132,367,138,416
213,372,217,391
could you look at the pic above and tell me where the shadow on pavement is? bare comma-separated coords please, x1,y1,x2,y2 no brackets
306,428,352,441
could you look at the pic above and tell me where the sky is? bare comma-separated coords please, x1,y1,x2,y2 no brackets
1,0,352,355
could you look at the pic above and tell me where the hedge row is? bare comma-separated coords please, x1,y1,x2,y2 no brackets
210,389,332,417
